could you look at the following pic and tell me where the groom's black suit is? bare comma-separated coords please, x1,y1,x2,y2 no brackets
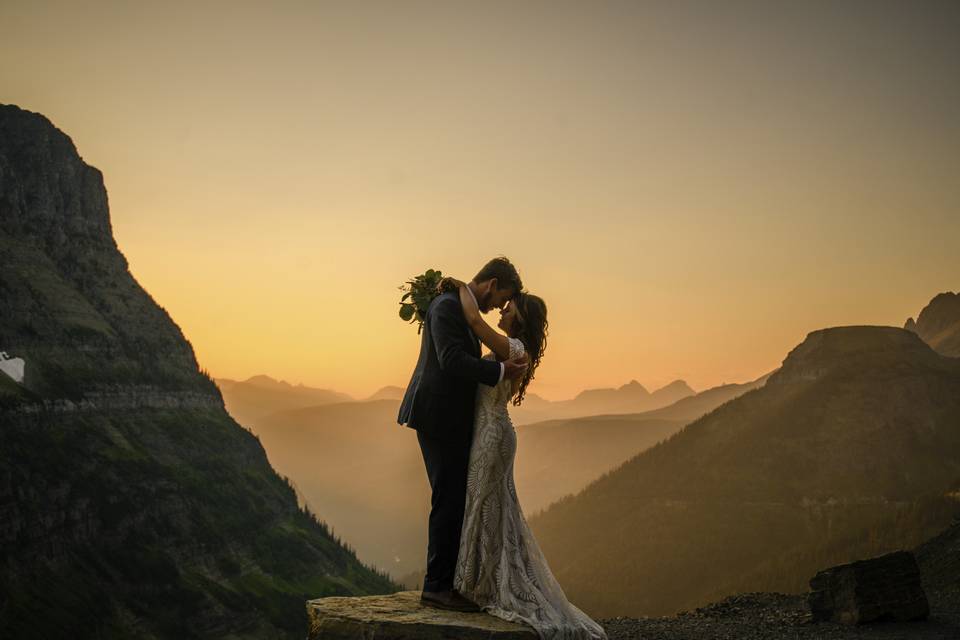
398,290,501,592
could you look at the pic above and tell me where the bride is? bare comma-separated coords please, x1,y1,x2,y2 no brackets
440,278,607,640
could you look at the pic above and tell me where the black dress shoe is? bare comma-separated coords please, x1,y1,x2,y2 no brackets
420,589,482,612
451,589,482,612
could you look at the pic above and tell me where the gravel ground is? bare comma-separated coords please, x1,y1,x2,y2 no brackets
599,592,960,640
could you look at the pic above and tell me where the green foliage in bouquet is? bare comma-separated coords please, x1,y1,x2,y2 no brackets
399,269,444,334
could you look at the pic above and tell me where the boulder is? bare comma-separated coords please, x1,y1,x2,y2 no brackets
306,590,537,639
808,550,929,624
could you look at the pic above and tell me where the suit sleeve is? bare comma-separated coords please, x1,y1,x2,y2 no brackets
430,297,502,387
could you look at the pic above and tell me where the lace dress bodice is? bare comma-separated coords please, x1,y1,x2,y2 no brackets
455,337,607,640
475,336,525,418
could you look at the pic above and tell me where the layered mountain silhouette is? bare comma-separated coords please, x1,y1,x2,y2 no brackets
366,385,405,401
215,374,351,426
529,325,960,618
243,375,762,579
220,374,700,429
510,378,696,425
517,372,772,513
0,105,395,639
906,291,960,357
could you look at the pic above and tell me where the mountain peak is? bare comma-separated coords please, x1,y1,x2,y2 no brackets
243,374,286,389
617,380,649,394
906,291,960,357
367,385,405,401
655,379,695,394
0,103,214,400
0,104,115,247
769,325,939,385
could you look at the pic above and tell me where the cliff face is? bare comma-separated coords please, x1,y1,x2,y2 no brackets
0,105,217,404
0,104,395,639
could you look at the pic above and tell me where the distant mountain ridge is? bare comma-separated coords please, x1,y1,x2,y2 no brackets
217,373,701,428
367,385,404,401
215,374,352,426
511,378,696,424
529,324,960,618
637,371,774,423
0,104,395,639
240,373,762,579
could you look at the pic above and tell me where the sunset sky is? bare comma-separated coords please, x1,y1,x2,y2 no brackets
2,1,958,400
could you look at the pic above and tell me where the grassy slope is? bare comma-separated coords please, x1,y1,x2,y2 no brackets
1,406,397,639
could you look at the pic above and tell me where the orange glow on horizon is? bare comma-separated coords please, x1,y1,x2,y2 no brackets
2,2,957,399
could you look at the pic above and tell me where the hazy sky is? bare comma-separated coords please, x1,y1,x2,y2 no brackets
2,1,958,400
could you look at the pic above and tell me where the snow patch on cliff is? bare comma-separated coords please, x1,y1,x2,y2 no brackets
0,351,25,383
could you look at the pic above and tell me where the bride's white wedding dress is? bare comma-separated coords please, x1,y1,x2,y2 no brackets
454,337,607,640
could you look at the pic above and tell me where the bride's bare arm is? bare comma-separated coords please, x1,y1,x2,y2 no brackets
458,283,512,361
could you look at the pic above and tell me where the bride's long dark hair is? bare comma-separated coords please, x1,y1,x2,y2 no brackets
511,292,548,406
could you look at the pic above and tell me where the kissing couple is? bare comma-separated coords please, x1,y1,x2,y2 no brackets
398,256,607,639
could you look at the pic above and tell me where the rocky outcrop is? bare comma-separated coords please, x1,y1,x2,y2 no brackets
767,325,943,385
808,551,929,624
306,591,536,639
915,517,960,614
905,292,960,357
602,589,960,639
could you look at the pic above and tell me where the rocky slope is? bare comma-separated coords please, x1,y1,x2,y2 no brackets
0,104,396,639
530,325,960,618
601,517,960,639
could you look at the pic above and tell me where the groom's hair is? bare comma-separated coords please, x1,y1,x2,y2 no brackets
473,256,523,295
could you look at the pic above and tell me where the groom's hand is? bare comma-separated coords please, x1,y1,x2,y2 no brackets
503,354,529,380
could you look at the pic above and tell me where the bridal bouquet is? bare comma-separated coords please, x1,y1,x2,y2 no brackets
398,268,444,334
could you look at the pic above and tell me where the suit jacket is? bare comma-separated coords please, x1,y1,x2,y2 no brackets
397,290,501,443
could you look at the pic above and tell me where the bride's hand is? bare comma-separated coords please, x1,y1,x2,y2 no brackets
437,276,466,295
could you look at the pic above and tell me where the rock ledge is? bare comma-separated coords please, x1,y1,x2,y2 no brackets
307,590,536,639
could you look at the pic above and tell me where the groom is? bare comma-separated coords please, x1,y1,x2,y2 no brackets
398,256,528,612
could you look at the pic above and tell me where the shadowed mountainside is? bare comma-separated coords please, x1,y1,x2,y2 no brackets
529,325,960,618
0,104,396,639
